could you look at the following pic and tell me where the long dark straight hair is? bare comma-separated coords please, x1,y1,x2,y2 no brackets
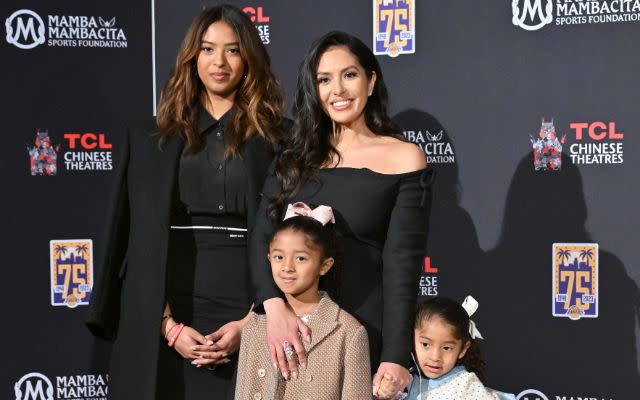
156,5,283,156
268,31,401,219
414,297,486,382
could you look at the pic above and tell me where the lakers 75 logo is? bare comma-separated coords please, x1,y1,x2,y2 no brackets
50,239,93,308
373,0,415,57
552,243,598,320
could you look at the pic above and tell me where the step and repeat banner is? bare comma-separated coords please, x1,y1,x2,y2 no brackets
3,1,639,399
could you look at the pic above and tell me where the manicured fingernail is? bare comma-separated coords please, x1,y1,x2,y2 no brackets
191,360,197,365
273,363,278,370
304,335,311,343
301,362,307,371
283,372,289,380
292,371,298,380
206,340,214,345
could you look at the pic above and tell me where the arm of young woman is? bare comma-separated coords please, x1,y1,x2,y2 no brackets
159,303,221,366
374,145,430,397
85,128,131,340
249,162,310,379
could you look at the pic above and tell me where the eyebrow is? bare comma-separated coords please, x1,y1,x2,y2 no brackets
418,336,457,344
201,40,240,46
269,248,310,253
316,65,359,75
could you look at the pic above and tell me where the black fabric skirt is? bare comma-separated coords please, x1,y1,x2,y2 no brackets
156,215,251,400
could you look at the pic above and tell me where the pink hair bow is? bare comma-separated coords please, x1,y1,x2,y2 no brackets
283,202,336,226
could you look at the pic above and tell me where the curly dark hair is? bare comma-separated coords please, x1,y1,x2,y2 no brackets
268,31,401,219
271,216,342,298
414,297,486,382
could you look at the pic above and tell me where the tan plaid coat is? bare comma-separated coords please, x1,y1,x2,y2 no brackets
234,294,371,400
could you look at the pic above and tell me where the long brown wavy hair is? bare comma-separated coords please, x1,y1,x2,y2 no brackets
156,5,284,156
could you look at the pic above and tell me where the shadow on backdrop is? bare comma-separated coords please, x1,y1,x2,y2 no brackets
393,109,483,301
472,153,640,397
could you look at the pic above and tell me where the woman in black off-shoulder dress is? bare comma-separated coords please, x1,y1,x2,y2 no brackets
249,31,432,400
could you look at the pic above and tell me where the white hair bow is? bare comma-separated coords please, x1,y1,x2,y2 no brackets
461,296,483,340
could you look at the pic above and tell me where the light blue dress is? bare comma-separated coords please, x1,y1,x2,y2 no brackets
404,366,516,400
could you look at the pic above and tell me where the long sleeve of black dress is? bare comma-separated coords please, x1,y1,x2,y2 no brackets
249,161,282,307
380,170,429,365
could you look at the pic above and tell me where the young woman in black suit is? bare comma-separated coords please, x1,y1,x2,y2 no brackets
86,6,286,399
250,31,432,399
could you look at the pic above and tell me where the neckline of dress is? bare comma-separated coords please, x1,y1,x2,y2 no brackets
318,166,428,177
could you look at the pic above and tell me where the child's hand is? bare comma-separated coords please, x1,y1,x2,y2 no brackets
374,373,397,399
373,362,409,399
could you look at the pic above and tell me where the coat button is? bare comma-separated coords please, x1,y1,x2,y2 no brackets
216,131,222,137
257,368,266,378
218,204,224,210
217,163,223,170
253,393,262,400
304,372,312,382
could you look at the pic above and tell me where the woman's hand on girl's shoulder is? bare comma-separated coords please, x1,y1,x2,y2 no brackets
264,298,310,381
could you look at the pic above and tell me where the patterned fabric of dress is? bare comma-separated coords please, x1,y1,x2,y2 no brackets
405,366,516,400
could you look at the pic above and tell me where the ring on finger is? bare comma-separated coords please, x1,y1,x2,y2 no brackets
282,341,295,360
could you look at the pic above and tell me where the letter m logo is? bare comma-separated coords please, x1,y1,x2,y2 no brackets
5,9,46,49
23,381,47,399
512,0,553,31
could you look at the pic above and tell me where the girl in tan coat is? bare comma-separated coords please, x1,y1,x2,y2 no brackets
235,203,371,399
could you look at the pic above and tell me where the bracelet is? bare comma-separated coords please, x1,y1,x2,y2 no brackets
164,321,178,340
168,323,185,347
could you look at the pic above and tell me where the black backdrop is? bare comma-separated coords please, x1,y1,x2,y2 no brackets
3,1,639,399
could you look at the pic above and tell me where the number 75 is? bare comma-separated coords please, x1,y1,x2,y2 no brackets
559,270,590,310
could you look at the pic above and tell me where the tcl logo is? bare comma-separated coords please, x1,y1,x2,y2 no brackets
243,6,269,23
424,257,438,273
64,133,112,149
570,122,623,141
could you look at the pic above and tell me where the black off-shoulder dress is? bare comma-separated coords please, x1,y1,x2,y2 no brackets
250,166,432,369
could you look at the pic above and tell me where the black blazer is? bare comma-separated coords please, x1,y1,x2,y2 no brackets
85,118,284,399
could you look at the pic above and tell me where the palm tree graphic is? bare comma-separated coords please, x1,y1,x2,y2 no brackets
54,244,68,261
75,244,89,261
556,248,571,266
580,248,594,266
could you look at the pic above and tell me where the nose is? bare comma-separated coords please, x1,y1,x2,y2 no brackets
331,78,344,95
282,258,295,272
212,50,226,67
426,347,441,362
